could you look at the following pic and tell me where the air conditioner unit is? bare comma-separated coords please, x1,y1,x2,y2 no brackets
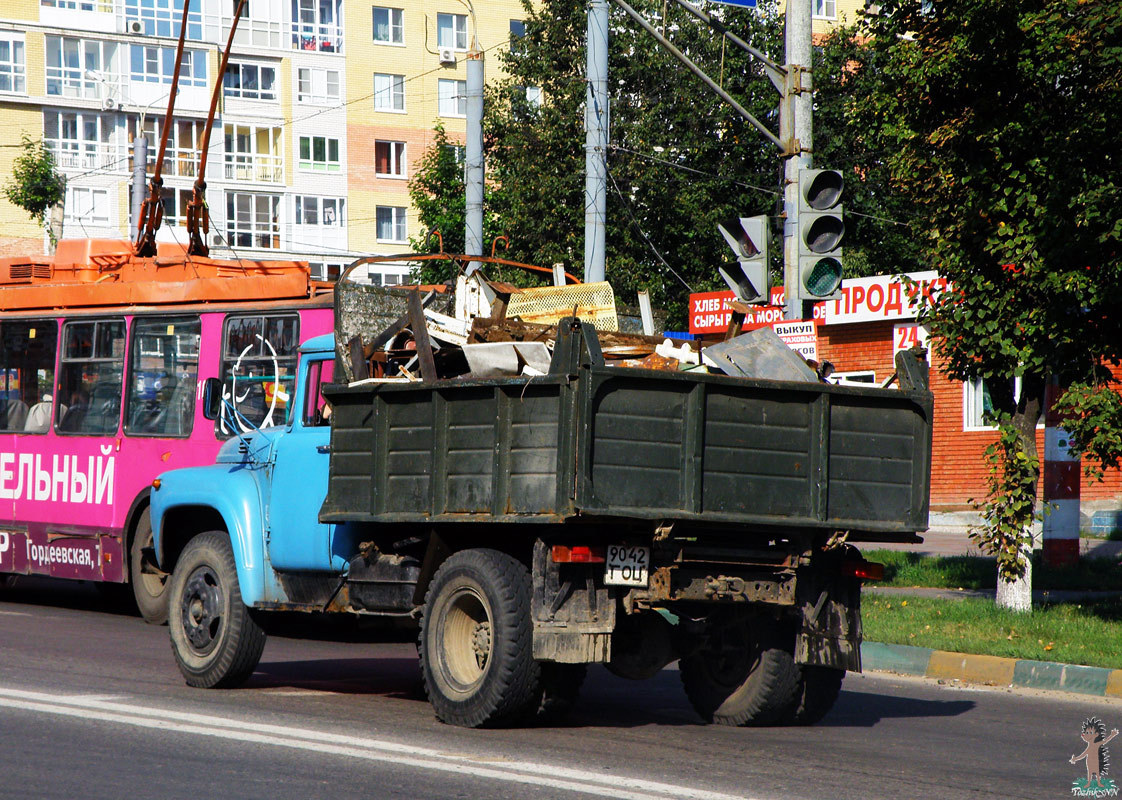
212,233,224,247
101,96,118,111
127,19,145,35
438,47,456,65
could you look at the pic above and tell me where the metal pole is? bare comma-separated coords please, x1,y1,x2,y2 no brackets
465,40,484,272
585,0,609,284
131,134,147,231
783,0,813,321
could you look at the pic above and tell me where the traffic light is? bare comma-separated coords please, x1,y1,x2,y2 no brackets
717,215,770,304
797,169,844,300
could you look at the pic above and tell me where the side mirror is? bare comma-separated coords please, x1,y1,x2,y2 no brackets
202,377,223,420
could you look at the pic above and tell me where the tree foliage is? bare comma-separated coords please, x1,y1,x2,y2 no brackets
846,0,1122,593
4,135,64,241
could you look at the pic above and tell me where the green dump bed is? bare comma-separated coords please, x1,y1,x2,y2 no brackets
320,321,933,538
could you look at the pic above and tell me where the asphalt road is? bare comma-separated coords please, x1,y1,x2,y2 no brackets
1,577,1117,800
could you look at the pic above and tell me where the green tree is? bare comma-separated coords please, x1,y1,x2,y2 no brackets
847,0,1122,609
3,135,65,245
411,0,796,326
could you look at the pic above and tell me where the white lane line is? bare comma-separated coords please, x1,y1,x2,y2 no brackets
0,611,31,616
0,687,758,800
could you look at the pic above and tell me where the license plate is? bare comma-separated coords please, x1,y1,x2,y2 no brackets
604,545,649,587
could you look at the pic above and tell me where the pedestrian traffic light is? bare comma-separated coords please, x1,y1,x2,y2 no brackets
717,215,770,304
797,169,844,300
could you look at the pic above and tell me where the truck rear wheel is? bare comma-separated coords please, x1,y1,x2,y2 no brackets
419,549,540,728
168,532,265,689
785,666,845,725
130,508,170,625
679,614,798,726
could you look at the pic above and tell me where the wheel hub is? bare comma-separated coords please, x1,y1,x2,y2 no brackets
471,621,491,670
180,566,223,653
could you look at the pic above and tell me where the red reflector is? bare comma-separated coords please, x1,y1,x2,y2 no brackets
842,560,885,581
551,545,606,564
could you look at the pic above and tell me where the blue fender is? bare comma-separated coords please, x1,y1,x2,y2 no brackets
151,464,275,607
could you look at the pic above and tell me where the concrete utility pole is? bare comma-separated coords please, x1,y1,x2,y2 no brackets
782,0,813,321
465,36,484,271
132,134,147,231
585,0,609,284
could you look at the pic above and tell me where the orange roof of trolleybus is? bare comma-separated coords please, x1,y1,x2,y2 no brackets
0,239,328,311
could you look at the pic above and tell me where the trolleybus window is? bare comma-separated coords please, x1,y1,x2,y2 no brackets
125,316,202,437
57,319,126,435
1,320,59,434
219,313,299,434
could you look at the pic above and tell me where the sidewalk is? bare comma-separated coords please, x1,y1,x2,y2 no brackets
861,640,1122,699
869,528,1122,560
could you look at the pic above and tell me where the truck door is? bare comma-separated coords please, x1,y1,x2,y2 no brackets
264,356,339,572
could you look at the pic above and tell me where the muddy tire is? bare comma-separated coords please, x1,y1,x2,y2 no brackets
130,508,170,625
785,666,845,725
679,614,799,726
168,532,265,689
419,549,540,728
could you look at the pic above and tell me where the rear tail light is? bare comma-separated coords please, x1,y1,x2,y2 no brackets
841,559,885,581
551,545,606,564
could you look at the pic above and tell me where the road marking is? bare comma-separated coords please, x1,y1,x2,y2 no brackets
0,611,31,617
0,687,759,800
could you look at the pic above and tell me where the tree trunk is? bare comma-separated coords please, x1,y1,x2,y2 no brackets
994,374,1045,613
995,553,1032,612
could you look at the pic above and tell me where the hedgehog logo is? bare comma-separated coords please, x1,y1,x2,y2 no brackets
1071,717,1120,795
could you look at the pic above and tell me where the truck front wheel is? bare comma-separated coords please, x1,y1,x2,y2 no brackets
168,532,265,689
419,549,540,728
679,613,798,726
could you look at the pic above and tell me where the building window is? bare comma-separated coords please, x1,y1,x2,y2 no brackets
373,72,404,111
155,186,194,228
372,7,403,44
65,186,110,226
437,12,467,50
297,67,339,105
813,0,836,19
223,62,276,100
223,124,283,182
295,196,345,226
509,19,525,55
46,37,117,99
41,0,113,10
306,262,343,281
438,79,466,117
44,111,116,172
376,206,407,242
298,135,340,172
374,140,406,178
226,192,281,249
130,117,203,178
522,86,543,107
291,0,342,52
444,143,465,163
130,45,206,87
0,34,26,95
123,0,203,38
963,376,1029,430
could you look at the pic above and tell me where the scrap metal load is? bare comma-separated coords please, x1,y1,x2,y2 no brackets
322,253,933,538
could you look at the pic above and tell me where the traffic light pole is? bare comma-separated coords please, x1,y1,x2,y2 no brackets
783,0,813,321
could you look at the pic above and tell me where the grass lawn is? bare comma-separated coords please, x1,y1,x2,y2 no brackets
862,549,1122,592
862,593,1122,669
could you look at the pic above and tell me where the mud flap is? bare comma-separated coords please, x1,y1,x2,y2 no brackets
531,539,615,663
794,570,862,672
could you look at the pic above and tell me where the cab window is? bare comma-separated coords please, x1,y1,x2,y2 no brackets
218,313,299,435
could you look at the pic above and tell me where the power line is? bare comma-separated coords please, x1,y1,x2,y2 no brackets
606,165,694,293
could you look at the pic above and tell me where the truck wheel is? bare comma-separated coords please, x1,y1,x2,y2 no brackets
419,549,541,728
785,666,845,725
679,615,798,726
130,508,170,625
168,532,265,689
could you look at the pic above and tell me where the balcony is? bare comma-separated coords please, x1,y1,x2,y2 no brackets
290,21,343,53
46,140,122,172
223,153,283,183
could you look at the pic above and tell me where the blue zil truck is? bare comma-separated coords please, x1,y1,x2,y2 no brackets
151,276,933,729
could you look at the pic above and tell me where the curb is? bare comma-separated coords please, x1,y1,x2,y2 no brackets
861,641,1122,698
